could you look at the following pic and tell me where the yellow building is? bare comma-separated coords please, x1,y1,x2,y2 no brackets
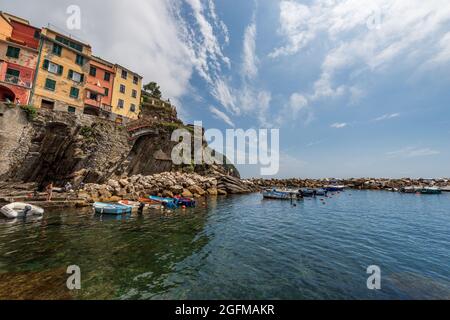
30,28,92,114
111,64,142,122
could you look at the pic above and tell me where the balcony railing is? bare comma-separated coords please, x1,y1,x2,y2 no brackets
1,74,32,88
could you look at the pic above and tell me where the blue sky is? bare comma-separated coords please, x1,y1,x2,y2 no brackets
4,0,450,178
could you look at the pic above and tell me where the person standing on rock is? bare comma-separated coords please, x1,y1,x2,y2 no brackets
46,182,54,202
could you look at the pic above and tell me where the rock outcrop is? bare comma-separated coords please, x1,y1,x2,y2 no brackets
0,102,240,190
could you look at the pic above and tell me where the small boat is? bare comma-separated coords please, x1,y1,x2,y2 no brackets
300,188,316,197
400,186,419,193
0,202,44,219
148,196,179,209
138,198,163,209
93,202,132,215
118,200,141,209
173,196,196,207
262,189,302,200
315,189,328,196
324,185,346,192
420,187,442,195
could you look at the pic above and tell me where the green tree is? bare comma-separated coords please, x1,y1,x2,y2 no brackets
143,82,162,99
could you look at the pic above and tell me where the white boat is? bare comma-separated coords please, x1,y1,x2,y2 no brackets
118,200,141,209
0,202,44,219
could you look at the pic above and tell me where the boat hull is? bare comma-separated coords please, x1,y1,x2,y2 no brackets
0,203,44,219
93,202,132,215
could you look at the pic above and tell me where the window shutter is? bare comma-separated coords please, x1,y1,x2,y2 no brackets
68,70,73,79
43,59,49,70
80,74,84,82
58,65,64,75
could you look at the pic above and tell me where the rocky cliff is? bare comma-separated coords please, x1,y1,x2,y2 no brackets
0,102,239,190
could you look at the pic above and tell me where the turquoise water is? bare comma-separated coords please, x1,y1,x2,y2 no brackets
0,190,449,300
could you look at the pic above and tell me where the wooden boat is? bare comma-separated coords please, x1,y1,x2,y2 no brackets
400,186,420,193
118,200,141,208
138,198,163,209
262,189,302,200
0,202,44,219
420,187,442,195
148,196,178,209
93,202,132,215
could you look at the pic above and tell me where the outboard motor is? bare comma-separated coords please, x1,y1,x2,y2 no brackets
23,205,32,218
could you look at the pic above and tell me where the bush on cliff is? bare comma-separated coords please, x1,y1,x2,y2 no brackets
20,105,37,120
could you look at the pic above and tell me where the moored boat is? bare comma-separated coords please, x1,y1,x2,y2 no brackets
420,187,442,195
263,189,302,200
148,196,179,209
0,202,44,219
300,188,316,197
324,185,346,192
93,202,132,215
173,196,196,207
315,188,328,196
118,200,141,209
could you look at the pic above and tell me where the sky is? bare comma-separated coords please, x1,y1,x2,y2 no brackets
3,0,450,179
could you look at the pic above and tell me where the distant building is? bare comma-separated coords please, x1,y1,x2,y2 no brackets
111,64,142,123
0,12,40,104
84,55,115,117
30,27,92,114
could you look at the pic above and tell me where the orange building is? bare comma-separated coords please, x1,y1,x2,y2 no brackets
84,55,115,117
0,12,40,104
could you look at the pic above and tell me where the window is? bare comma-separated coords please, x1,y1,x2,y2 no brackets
52,43,62,56
75,54,84,66
132,89,137,98
6,46,20,59
130,104,136,112
43,60,63,75
104,88,109,97
55,35,83,52
120,84,126,94
118,99,124,108
121,70,127,79
45,78,56,91
6,68,20,84
70,87,79,99
88,91,98,101
68,106,76,113
68,70,83,83
133,76,139,84
34,30,40,39
89,66,97,77
104,72,111,82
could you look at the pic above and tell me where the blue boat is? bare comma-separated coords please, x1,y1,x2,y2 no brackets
324,185,346,192
148,196,179,209
93,202,132,215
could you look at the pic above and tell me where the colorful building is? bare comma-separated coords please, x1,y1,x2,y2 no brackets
84,55,115,117
0,12,40,104
111,64,142,122
30,27,92,114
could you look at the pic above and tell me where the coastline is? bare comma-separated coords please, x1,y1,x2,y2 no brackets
1,175,449,209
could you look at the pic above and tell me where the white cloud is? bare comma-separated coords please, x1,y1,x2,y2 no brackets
387,147,441,158
272,0,450,104
374,113,400,121
242,21,258,79
331,123,348,129
209,106,235,127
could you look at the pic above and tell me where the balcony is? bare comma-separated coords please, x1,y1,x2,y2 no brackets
0,74,32,89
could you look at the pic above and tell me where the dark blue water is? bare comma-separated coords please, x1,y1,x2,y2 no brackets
0,190,449,299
